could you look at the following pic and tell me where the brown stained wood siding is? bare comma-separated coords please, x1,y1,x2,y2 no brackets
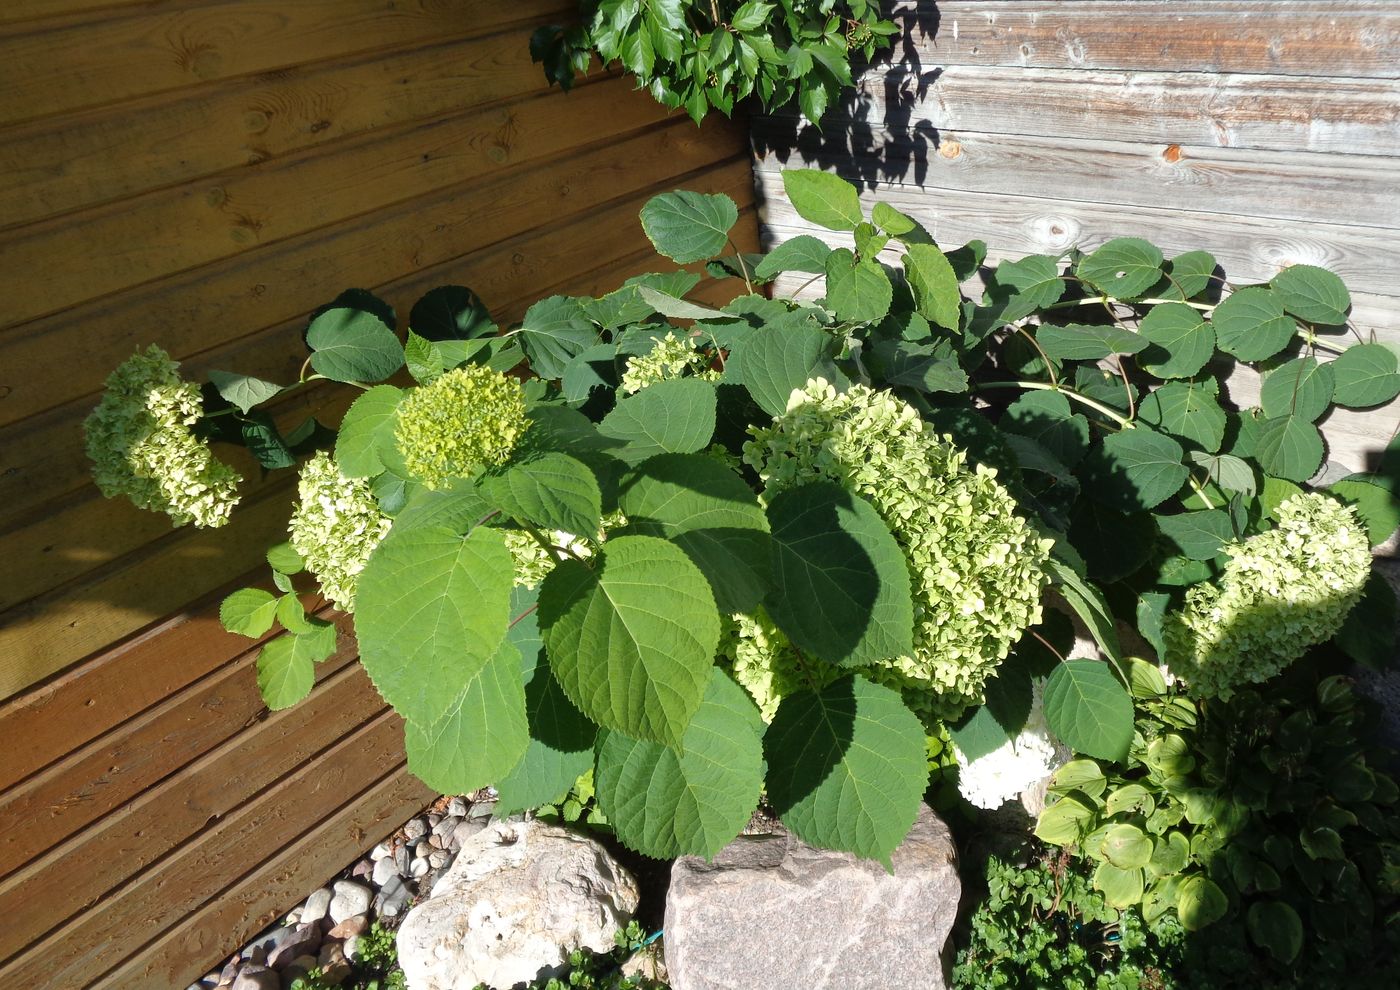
754,0,1400,476
0,1,758,985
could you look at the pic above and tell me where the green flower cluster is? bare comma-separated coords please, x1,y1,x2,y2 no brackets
619,332,715,394
84,345,242,528
745,378,1053,720
395,365,527,489
1164,492,1369,698
718,609,841,721
288,452,392,610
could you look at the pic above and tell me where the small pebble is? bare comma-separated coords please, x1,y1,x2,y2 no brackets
318,942,352,984
428,834,444,850
448,796,468,817
370,842,392,861
371,856,399,886
394,844,411,875
278,954,319,987
326,914,368,940
327,880,371,925
404,817,428,841
427,813,442,828
468,800,495,820
428,849,450,870
350,858,373,879
432,815,458,839
301,888,332,925
410,857,430,878
342,935,361,961
267,925,322,970
451,819,485,848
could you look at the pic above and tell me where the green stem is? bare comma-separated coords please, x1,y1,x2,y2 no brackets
1187,473,1216,510
973,380,1135,428
727,236,755,295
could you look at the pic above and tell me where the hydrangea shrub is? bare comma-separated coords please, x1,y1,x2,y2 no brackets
84,169,1397,874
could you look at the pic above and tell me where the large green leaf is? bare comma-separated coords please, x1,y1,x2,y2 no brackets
725,324,847,418
781,169,862,231
335,385,404,478
598,378,716,464
393,480,493,534
1247,900,1304,963
1137,380,1226,452
1177,875,1229,930
1212,288,1295,362
307,305,403,384
1157,509,1235,560
1084,427,1189,512
985,255,1065,316
356,525,514,727
538,535,719,746
766,483,914,668
754,235,833,279
1330,343,1400,408
1270,265,1350,325
1001,390,1090,467
1330,476,1400,546
484,452,601,538
1046,558,1123,665
221,587,278,638
903,243,961,330
409,285,496,341
765,674,929,866
618,453,770,613
640,190,739,263
1138,304,1215,379
1036,323,1147,361
595,667,765,858
494,586,598,814
824,249,892,323
1077,238,1164,300
1259,356,1335,422
949,658,1034,762
519,295,598,380
1255,414,1325,482
1042,660,1134,762
1160,250,1218,300
868,339,969,395
404,638,529,794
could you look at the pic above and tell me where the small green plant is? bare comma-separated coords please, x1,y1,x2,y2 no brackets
531,1,898,123
953,849,1180,989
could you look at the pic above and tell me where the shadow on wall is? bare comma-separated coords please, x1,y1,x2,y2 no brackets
752,2,943,190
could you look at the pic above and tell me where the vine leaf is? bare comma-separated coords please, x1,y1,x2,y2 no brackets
221,588,278,638
595,667,765,858
1083,427,1189,512
206,370,283,414
404,638,529,795
765,674,929,867
255,631,334,711
1255,415,1325,482
307,303,403,384
640,191,739,263
782,169,862,231
1212,288,1295,362
725,324,848,418
1330,343,1400,409
903,243,961,330
1270,265,1350,326
949,658,1034,762
1036,323,1147,361
754,235,832,279
824,249,893,323
519,296,599,380
1259,356,1335,422
1157,510,1235,560
765,483,914,668
409,285,496,341
1137,380,1226,452
538,535,719,746
1042,660,1134,762
1077,238,1163,300
1138,304,1214,379
356,525,514,728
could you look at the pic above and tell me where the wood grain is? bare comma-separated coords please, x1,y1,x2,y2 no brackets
752,125,1400,230
91,764,434,989
0,659,386,964
2,716,422,985
791,66,1400,156
0,610,356,878
909,1,1400,78
0,0,569,127
0,25,585,231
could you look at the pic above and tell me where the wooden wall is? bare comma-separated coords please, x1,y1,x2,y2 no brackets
0,1,757,985
753,0,1400,475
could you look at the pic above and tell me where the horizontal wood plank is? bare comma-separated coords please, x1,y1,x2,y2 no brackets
910,1,1400,78
0,25,586,233
5,716,420,985
0,148,753,534
92,763,435,989
0,657,386,965
0,570,279,793
0,0,568,127
752,124,1400,230
802,66,1400,156
0,610,356,878
0,1,154,27
0,79,704,376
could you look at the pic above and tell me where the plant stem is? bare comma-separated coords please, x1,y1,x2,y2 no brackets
728,237,755,294
973,380,1135,428
508,604,538,629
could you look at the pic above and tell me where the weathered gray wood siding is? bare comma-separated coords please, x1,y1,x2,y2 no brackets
752,0,1400,475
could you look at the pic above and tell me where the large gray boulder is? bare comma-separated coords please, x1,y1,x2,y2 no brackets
664,803,960,990
396,818,639,990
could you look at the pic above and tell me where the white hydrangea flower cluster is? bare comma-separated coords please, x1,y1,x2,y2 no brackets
1164,491,1370,699
502,529,595,589
745,379,1054,720
288,452,392,611
84,345,242,528
619,332,717,393
395,365,527,489
954,680,1067,810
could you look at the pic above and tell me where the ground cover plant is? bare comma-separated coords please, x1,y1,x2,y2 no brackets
88,167,1399,936
530,1,897,123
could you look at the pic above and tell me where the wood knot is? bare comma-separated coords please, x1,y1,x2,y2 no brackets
938,139,962,160
1162,144,1183,163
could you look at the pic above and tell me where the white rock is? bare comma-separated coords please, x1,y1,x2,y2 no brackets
327,880,372,925
396,819,639,990
302,888,333,925
372,856,400,887
371,842,392,861
410,857,430,878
